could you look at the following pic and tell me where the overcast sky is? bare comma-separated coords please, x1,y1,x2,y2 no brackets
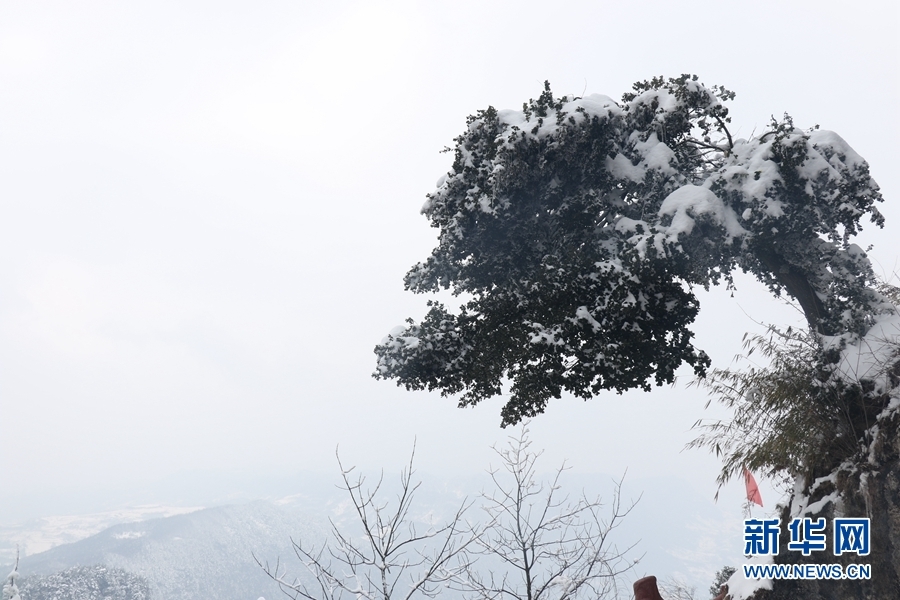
1,0,898,589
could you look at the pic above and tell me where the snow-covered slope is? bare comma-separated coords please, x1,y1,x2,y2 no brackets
0,506,204,563
9,501,326,600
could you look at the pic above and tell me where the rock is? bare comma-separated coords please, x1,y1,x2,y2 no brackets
633,576,664,600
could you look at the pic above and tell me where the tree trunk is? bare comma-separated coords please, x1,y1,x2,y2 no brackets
752,245,830,335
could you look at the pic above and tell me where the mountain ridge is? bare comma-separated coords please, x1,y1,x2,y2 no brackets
8,500,326,600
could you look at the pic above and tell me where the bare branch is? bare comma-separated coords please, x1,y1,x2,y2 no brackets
259,446,474,600
451,424,638,600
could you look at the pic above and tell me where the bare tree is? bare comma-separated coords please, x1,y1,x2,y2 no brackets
450,425,639,600
261,431,639,600
258,447,474,600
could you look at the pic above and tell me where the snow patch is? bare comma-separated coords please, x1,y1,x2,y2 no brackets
808,130,866,169
827,311,900,394
658,185,747,242
496,94,620,143
725,555,773,600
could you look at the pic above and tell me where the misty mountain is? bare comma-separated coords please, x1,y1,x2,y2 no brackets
12,501,326,600
2,467,733,598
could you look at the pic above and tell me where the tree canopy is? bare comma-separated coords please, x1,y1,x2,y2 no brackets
374,75,889,426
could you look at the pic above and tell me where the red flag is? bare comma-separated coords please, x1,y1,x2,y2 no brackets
743,467,763,506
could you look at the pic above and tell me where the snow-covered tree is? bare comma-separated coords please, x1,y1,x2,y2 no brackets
374,76,900,598
17,565,150,600
374,75,888,427
2,549,20,600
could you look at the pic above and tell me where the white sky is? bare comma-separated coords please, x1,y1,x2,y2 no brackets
1,0,898,589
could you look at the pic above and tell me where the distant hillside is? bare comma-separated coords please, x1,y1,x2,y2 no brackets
0,505,204,563
12,501,326,600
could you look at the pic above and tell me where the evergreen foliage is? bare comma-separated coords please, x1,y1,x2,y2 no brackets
375,75,886,426
689,282,900,491
688,325,842,488
707,566,734,599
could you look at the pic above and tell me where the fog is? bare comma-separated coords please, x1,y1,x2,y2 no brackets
1,0,897,590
